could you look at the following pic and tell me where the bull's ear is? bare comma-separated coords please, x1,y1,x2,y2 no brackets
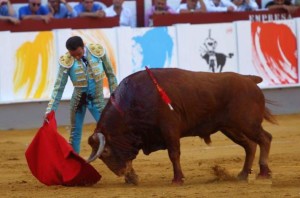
101,147,111,158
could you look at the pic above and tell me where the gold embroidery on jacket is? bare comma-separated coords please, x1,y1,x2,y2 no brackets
59,53,74,68
87,43,105,58
94,73,105,82
92,67,101,75
74,67,84,74
73,81,87,87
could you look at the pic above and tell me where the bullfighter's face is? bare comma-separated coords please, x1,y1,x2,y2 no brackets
68,46,84,61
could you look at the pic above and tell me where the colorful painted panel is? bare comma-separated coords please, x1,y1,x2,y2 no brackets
0,31,56,103
237,20,299,88
177,23,238,73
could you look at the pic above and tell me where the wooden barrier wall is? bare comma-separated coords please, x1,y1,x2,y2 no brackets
0,17,119,32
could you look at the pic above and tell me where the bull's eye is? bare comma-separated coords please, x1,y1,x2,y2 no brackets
208,42,213,46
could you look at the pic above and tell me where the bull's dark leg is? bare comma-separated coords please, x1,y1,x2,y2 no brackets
163,131,184,185
125,167,139,185
251,128,272,178
221,129,257,180
168,145,184,185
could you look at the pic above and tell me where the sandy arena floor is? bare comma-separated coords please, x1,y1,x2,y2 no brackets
0,114,299,198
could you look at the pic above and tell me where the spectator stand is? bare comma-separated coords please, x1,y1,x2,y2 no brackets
260,0,299,8
11,0,142,27
68,0,109,10
6,0,299,32
152,8,300,26
261,0,272,8
66,0,137,27
10,0,112,19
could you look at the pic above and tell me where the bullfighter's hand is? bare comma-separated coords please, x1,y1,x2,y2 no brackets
43,113,49,124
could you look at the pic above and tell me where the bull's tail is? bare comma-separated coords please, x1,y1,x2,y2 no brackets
244,75,277,124
264,103,278,124
244,75,263,84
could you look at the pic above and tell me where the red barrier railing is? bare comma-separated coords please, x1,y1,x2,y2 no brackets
0,17,119,32
10,0,113,6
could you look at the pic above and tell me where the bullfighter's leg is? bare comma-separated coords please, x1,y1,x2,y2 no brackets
89,82,106,122
163,130,184,185
221,129,257,180
69,95,87,154
248,128,272,178
87,99,101,122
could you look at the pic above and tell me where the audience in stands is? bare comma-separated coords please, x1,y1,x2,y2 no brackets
0,0,20,24
176,0,207,13
18,0,52,23
47,0,76,18
104,0,135,27
265,0,299,13
204,0,237,12
74,0,105,18
294,0,300,6
231,0,259,11
8,0,300,27
145,0,176,27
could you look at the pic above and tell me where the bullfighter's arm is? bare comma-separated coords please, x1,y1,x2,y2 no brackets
101,52,118,93
45,66,69,114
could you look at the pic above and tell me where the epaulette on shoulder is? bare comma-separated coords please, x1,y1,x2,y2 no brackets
59,53,74,68
87,43,105,58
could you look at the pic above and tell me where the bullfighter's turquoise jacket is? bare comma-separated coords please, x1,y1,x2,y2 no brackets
46,43,118,153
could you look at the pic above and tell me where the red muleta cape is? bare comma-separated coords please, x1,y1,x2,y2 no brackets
25,111,101,186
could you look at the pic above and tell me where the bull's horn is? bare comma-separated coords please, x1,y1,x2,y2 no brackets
87,133,106,163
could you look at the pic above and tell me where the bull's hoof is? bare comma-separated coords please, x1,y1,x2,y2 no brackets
257,172,272,179
258,164,272,179
237,171,249,180
125,172,139,185
171,178,184,185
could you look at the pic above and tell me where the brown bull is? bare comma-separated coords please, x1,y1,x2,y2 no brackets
87,68,276,185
